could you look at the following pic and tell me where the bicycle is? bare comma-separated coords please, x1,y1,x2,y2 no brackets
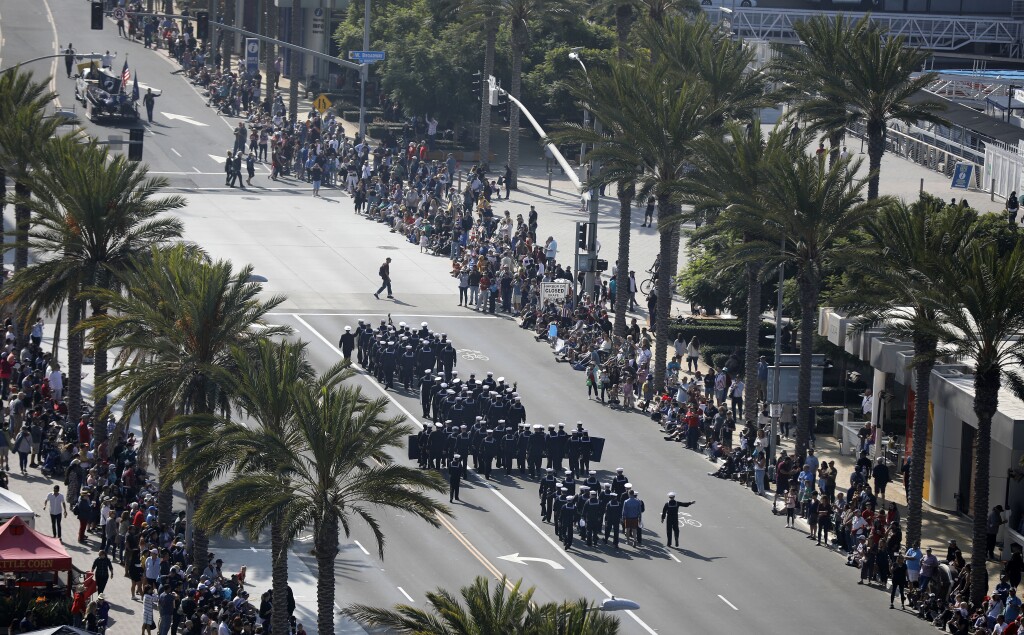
639,265,658,296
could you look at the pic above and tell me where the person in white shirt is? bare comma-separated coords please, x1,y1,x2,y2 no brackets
730,379,745,419
861,388,873,418
48,364,63,401
43,485,67,539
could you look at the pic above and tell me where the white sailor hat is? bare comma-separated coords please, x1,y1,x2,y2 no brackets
589,471,596,475
452,371,459,376
460,425,467,429
565,469,573,474
498,419,506,424
497,377,505,382
487,371,494,376
344,326,352,331
560,487,567,491
421,322,428,327
476,416,483,421
434,423,442,428
486,429,494,433
512,392,519,398
625,483,633,489
405,345,412,349
399,322,406,327
566,495,575,501
668,492,676,498
440,383,448,388
446,389,455,395
616,467,624,472
546,467,554,472
558,422,565,427
533,424,542,429
435,377,444,382
445,419,453,425
387,340,395,345
453,454,460,459
425,370,433,375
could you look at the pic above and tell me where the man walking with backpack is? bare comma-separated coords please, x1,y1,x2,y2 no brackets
374,257,393,299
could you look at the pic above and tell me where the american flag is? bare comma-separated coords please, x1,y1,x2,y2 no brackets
120,59,130,93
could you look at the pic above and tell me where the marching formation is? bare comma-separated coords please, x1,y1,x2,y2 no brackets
340,319,696,553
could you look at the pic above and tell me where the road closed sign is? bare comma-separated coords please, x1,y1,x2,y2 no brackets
540,281,571,305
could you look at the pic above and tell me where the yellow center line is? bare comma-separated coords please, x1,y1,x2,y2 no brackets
435,511,516,592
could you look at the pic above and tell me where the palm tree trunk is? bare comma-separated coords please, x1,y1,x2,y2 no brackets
970,365,999,608
66,296,84,425
271,516,291,635
191,482,210,572
265,0,278,109
14,181,30,273
222,0,236,73
507,24,526,191
866,118,885,201
743,261,762,422
157,442,174,526
288,4,302,123
613,185,633,338
794,274,817,465
827,130,843,168
653,198,680,393
478,14,497,169
905,332,936,549
316,513,340,635
615,5,633,59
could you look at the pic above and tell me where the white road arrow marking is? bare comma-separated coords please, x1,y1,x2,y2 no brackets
498,553,565,570
163,112,208,127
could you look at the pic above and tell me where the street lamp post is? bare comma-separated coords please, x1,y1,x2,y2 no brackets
0,53,102,76
569,50,600,303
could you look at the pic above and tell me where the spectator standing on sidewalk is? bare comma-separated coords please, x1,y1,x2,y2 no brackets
890,554,908,609
91,549,115,593
990,505,1007,559
374,257,393,299
43,485,67,539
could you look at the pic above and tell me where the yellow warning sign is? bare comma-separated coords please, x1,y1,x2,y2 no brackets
312,93,332,114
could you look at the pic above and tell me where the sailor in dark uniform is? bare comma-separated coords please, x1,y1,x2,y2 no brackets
399,345,416,389
579,429,593,474
515,423,530,476
567,431,581,477
661,493,695,548
583,490,604,547
428,422,446,470
479,429,497,480
604,491,622,548
420,372,434,417
527,424,545,478
448,454,464,503
539,468,556,522
611,468,629,498
560,495,577,550
338,326,356,361
501,427,516,475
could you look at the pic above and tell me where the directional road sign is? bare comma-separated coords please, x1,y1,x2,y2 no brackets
312,93,332,114
348,50,386,63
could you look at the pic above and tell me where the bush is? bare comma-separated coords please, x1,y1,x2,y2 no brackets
0,594,71,628
667,321,774,349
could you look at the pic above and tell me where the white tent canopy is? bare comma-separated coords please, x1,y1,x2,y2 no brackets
0,489,35,529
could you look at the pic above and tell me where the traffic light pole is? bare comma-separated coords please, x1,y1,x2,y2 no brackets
358,0,371,141
584,118,601,302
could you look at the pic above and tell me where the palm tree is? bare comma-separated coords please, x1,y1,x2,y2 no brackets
0,68,61,273
165,340,350,635
344,576,620,634
81,244,290,567
774,15,944,200
288,0,301,122
271,381,450,635
837,197,980,549
917,239,1024,607
685,120,793,424
1,136,184,425
454,0,502,168
502,0,573,191
556,50,720,392
731,151,879,462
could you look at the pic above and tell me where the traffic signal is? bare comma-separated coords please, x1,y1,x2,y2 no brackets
128,127,144,161
91,1,104,30
196,11,209,40
577,223,588,249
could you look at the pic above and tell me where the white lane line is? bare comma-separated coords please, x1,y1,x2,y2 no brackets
397,587,415,603
290,314,659,635
192,167,201,173
669,552,681,563
171,148,182,157
353,540,370,556
271,312,497,320
718,595,739,611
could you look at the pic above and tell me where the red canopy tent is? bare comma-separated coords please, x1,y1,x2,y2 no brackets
0,516,73,594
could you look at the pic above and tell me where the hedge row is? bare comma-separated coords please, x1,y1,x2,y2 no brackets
667,321,774,349
698,346,775,374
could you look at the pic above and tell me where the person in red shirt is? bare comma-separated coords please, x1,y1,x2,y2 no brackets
77,418,91,448
684,407,700,451
0,353,12,397
131,503,144,527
